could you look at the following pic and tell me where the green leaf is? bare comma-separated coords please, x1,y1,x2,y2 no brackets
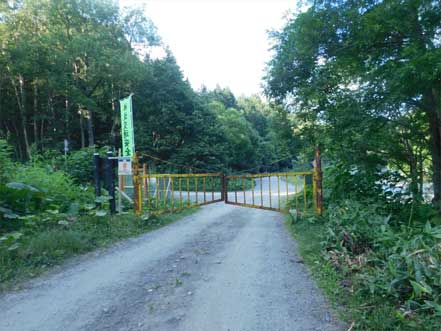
83,204,95,210
7,243,20,251
424,300,441,315
6,182,40,192
95,196,113,203
410,280,432,297
95,210,107,217
0,206,19,219
68,202,80,216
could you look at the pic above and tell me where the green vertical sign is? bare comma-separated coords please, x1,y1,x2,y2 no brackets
120,94,135,157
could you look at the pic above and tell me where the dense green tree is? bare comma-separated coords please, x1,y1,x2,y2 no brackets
265,0,441,204
133,53,227,172
0,0,299,176
201,86,238,109
209,101,260,170
237,96,299,171
0,0,156,157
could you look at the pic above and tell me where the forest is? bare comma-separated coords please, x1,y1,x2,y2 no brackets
1,0,441,330
0,0,297,174
266,1,441,330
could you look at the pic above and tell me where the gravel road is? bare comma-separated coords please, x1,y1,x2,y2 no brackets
0,203,343,331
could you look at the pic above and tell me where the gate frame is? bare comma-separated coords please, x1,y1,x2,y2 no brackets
96,149,323,216
224,147,323,215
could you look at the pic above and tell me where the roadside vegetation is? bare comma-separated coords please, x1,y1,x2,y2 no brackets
268,1,441,329
0,139,197,292
2,0,441,329
0,0,302,291
0,0,298,174
288,171,441,330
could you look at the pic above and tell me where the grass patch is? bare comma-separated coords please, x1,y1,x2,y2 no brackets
0,208,197,293
286,215,441,331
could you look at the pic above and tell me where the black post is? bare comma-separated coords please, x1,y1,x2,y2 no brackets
93,153,101,207
221,175,227,202
105,151,116,214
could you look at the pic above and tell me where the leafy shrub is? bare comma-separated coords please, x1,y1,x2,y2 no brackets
10,165,93,212
2,183,46,212
62,147,97,184
31,146,108,184
324,162,406,204
321,200,441,320
287,180,314,211
323,200,388,256
0,140,13,184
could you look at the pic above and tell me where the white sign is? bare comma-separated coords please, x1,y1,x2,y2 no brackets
118,157,132,175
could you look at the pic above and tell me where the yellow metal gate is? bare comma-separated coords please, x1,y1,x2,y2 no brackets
116,155,225,216
225,171,317,214
124,149,323,216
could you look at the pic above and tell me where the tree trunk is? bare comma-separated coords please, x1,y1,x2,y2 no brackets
33,83,38,149
18,75,31,159
40,118,45,151
422,89,441,213
419,149,424,196
65,98,70,139
86,109,95,147
110,83,117,148
12,122,23,160
79,108,85,148
424,91,441,210
110,98,117,148
10,74,31,160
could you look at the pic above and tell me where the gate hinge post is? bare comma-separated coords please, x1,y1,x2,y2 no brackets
93,153,101,208
132,152,142,216
221,174,227,202
314,147,323,215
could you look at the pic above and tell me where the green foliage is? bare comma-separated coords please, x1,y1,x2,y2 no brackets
10,164,93,211
300,199,441,330
0,140,13,184
0,208,196,292
62,147,100,184
1,0,298,176
0,140,96,240
266,0,441,204
290,213,441,330
323,162,405,202
213,103,261,170
0,183,45,217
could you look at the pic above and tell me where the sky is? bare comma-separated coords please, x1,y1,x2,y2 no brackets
120,0,297,96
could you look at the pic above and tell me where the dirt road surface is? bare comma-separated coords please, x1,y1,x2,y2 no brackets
0,203,343,331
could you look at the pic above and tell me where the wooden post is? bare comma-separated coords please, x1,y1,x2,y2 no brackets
143,164,147,197
221,175,227,202
314,147,323,215
132,152,142,215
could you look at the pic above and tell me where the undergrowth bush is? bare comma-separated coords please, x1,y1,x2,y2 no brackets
32,146,107,184
10,165,93,210
0,140,13,184
290,161,441,328
0,141,97,248
320,200,441,327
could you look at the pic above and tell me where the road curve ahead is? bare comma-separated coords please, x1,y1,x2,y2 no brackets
0,203,343,331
